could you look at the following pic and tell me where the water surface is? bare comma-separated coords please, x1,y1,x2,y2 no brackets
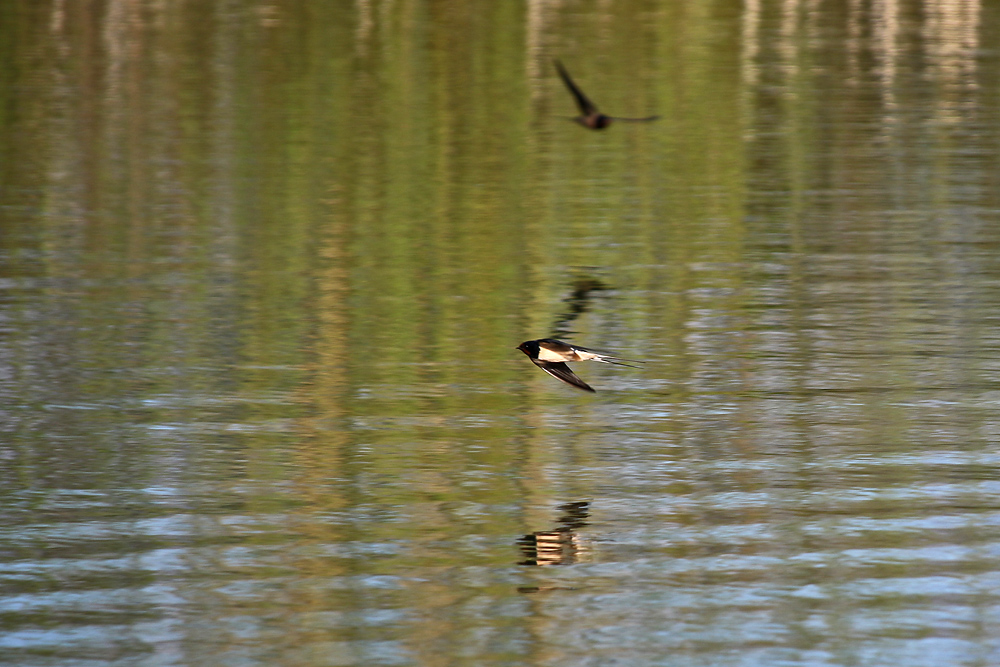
3,1,1000,665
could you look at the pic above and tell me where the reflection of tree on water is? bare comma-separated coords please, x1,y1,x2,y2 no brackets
550,276,608,338
517,501,591,567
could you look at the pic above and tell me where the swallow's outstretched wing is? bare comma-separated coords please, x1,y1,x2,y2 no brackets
532,359,596,392
555,60,600,117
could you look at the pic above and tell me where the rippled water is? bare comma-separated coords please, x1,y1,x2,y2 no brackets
3,1,1000,665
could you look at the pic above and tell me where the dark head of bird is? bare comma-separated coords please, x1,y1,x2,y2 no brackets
516,340,540,356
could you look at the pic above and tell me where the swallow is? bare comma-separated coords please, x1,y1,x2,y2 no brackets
554,59,659,130
516,338,640,392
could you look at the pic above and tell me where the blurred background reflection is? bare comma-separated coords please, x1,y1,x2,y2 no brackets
3,1,1000,665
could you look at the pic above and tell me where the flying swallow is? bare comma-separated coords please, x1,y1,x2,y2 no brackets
554,59,659,130
516,338,640,392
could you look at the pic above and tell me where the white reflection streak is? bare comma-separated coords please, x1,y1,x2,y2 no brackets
875,0,901,168
741,0,761,89
45,0,76,230
102,0,139,112
874,0,900,111
209,2,240,276
355,0,373,58
101,0,141,190
804,0,822,45
803,0,822,92
50,0,65,33
740,0,761,142
925,0,981,124
845,0,863,87
48,0,68,81
526,0,559,99
779,0,801,89
103,0,125,103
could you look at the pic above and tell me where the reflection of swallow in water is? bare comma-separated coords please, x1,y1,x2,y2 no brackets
518,502,591,569
516,338,640,392
551,276,608,338
555,59,659,130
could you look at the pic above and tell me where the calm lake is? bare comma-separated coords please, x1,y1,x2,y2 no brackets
3,1,1000,665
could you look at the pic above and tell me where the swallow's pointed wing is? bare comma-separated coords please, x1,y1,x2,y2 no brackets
534,360,596,392
555,60,599,117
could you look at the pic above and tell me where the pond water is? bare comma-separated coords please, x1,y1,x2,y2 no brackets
3,1,1000,665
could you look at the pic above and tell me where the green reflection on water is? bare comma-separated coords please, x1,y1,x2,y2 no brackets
3,0,1000,666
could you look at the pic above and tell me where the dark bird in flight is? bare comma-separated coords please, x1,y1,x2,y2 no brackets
516,338,640,392
554,59,659,130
